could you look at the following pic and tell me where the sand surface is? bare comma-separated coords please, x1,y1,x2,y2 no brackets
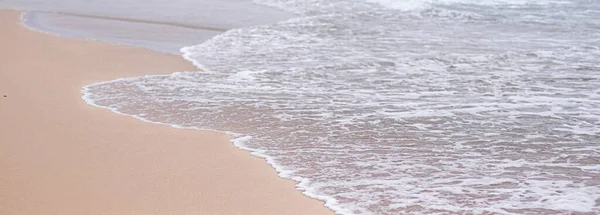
0,9,332,215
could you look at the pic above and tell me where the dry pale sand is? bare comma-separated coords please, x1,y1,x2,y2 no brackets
0,9,333,215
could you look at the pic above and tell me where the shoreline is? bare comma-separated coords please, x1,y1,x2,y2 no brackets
0,9,333,215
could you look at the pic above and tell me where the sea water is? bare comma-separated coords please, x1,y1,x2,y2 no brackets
2,0,292,53
11,0,600,214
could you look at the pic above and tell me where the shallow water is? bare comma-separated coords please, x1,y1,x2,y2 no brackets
9,0,600,214
2,0,292,53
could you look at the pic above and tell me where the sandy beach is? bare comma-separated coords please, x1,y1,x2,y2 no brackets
0,9,332,215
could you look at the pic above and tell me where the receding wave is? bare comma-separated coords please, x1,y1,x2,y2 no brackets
83,0,600,214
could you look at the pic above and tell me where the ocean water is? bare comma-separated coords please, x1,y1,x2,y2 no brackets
2,0,292,53
15,0,600,214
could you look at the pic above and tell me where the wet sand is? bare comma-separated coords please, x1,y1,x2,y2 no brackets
0,9,333,215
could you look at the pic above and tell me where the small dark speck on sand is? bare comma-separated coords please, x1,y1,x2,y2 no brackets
3,95,6,97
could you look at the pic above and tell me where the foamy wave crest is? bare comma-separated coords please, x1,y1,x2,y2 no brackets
84,0,600,214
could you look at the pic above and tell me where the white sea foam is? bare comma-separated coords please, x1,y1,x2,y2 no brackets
82,0,600,214
366,0,572,11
